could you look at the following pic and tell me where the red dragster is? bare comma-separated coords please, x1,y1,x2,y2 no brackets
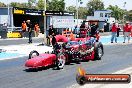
25,35,104,70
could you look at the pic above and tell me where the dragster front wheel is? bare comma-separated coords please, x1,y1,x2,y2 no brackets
56,53,66,69
94,42,104,60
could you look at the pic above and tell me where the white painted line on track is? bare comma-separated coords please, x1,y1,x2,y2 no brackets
0,55,27,61
0,43,53,61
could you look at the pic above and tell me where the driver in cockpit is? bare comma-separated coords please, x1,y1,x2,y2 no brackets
90,23,99,37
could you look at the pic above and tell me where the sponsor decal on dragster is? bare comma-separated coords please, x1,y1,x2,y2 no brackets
76,67,131,85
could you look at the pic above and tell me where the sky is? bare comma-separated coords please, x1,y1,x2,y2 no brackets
0,0,132,10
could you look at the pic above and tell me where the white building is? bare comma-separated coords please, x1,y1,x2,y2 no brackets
87,10,116,31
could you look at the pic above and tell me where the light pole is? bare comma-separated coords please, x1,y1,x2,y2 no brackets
7,0,14,31
76,0,83,27
123,2,126,24
43,0,47,45
7,0,10,27
44,0,46,11
76,0,79,26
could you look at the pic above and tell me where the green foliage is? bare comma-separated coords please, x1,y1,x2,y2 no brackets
20,3,28,8
0,2,6,7
66,6,88,19
126,10,132,22
107,5,125,21
10,2,20,7
37,0,45,10
1,0,132,23
66,6,76,12
86,0,104,16
47,0,65,11
10,2,28,8
78,7,88,19
66,6,76,18
28,0,37,8
9,0,36,9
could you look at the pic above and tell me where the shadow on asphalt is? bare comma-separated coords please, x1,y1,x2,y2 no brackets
23,62,81,72
23,58,101,72
65,63,75,65
37,43,52,47
81,60,90,62
23,66,52,72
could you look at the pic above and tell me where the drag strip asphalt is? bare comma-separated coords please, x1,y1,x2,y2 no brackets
0,38,43,46
0,43,132,88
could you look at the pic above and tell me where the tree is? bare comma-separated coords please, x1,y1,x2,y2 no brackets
66,6,88,19
126,10,132,22
47,0,65,11
66,6,76,12
107,5,125,21
10,2,28,8
66,6,76,18
10,2,21,7
78,7,88,19
37,0,45,10
20,3,28,8
28,0,37,8
86,0,104,16
0,2,6,7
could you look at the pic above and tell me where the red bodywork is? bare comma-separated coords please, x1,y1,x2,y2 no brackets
64,37,95,61
25,36,97,69
74,37,91,41
78,43,95,61
25,54,56,68
55,35,68,42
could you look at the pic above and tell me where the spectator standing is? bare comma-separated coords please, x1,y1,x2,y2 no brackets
34,23,40,37
123,22,131,43
2,23,8,31
90,23,98,37
51,33,57,47
21,21,27,38
49,25,55,36
131,24,132,37
26,20,32,43
47,25,55,46
117,24,120,37
111,23,118,43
